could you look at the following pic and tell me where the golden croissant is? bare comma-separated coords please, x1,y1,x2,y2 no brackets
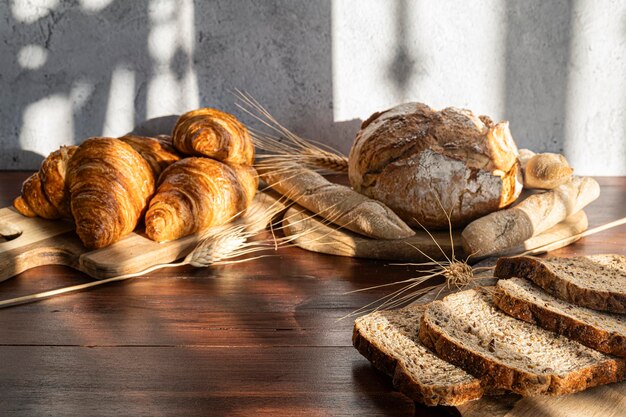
67,137,155,249
13,145,77,219
118,134,181,178
145,157,258,242
172,108,254,165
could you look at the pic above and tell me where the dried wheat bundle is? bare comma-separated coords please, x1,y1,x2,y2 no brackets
339,201,490,320
235,90,349,174
342,209,626,320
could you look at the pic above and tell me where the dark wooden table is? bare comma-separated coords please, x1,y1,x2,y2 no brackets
1,172,625,417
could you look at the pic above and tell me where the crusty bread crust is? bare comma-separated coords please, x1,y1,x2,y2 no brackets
494,280,626,357
418,289,626,397
352,309,484,406
461,177,600,257
348,103,523,229
261,164,415,240
494,255,626,313
524,153,573,189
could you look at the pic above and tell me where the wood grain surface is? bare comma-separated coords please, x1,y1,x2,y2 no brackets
0,172,625,417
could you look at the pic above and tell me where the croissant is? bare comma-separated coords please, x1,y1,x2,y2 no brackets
145,157,258,242
118,134,181,178
13,145,77,219
172,108,254,165
67,137,155,249
13,173,59,219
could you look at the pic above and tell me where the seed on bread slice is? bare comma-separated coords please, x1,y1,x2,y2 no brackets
494,254,626,313
494,278,626,357
419,288,626,397
353,305,484,406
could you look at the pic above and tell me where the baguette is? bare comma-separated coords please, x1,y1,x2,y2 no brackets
260,164,414,240
282,205,587,262
462,176,599,257
353,305,484,406
495,254,626,313
419,288,626,396
494,277,626,357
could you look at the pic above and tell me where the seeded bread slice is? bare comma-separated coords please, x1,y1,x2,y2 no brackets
494,278,626,357
419,288,626,396
494,254,626,313
353,305,484,406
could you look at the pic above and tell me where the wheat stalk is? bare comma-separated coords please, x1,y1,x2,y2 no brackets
0,226,267,309
341,208,626,319
235,90,349,174
338,197,491,320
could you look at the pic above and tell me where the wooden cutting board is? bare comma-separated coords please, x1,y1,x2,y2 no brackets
282,206,589,263
0,192,281,282
0,206,206,282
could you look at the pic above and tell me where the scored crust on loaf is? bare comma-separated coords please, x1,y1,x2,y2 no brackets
495,255,626,313
353,306,484,406
348,102,523,229
418,288,626,397
494,278,626,357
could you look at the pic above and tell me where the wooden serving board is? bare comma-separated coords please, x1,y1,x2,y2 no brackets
0,206,204,282
282,206,589,263
0,192,282,282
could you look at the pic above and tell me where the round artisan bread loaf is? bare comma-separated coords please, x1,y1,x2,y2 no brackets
348,103,523,229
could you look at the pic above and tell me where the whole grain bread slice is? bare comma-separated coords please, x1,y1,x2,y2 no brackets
419,288,626,397
494,278,626,357
353,305,484,406
494,254,626,313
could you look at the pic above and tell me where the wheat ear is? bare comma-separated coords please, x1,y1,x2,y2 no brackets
339,196,486,320
234,90,349,173
342,207,626,319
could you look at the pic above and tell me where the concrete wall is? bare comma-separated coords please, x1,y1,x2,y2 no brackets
1,0,625,175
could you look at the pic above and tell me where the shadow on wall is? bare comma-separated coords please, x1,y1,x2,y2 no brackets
505,0,573,153
0,1,155,168
0,0,362,170
191,1,361,155
387,0,420,102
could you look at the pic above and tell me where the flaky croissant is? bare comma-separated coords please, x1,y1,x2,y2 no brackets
145,157,258,242
118,134,181,178
67,137,155,249
172,108,254,165
13,145,77,219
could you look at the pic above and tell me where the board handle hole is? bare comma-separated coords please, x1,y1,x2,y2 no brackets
0,221,23,242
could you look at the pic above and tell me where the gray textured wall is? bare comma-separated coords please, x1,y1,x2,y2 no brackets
1,0,625,175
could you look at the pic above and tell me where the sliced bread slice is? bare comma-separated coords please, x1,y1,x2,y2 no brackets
419,288,626,396
494,278,626,357
494,254,626,313
353,305,484,406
